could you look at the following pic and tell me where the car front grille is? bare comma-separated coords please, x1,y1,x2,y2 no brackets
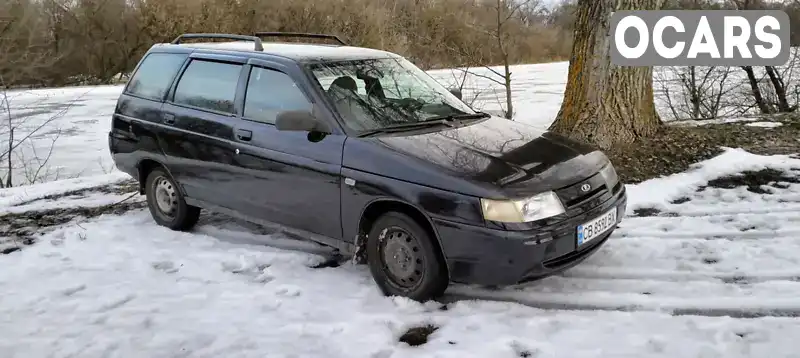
529,173,614,227
495,172,623,231
554,173,609,208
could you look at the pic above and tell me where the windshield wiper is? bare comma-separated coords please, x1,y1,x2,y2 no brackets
356,119,455,138
424,111,491,122
355,112,490,138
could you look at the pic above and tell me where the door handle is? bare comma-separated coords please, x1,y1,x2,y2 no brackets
163,113,176,125
236,129,253,141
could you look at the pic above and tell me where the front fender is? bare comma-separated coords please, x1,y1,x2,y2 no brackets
340,167,484,245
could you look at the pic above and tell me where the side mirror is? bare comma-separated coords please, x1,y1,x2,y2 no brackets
449,88,463,100
275,110,329,133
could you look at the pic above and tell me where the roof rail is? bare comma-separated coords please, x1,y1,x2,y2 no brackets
254,32,347,46
171,33,264,51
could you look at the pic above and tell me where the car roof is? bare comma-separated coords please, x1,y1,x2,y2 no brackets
160,41,399,62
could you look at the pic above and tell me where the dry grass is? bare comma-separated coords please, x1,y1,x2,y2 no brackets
1,0,573,88
608,116,800,183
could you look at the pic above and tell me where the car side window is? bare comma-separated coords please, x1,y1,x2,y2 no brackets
125,53,188,100
243,67,312,124
173,60,242,114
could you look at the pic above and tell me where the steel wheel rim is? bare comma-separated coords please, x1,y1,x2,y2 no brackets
154,176,178,217
380,227,424,290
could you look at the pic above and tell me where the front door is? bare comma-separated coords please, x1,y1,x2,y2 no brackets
229,62,344,240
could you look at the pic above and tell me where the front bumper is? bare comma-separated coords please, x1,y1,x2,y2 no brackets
434,186,627,286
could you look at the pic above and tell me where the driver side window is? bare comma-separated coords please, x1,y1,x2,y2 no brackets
243,67,312,124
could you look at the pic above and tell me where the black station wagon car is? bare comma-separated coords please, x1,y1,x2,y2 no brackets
109,32,627,302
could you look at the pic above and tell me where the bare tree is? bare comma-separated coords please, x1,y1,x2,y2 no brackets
1,0,62,87
550,0,665,150
447,67,490,109
727,0,796,115
479,0,543,119
0,81,12,187
741,65,774,114
0,76,84,187
439,0,547,119
6,0,575,90
655,66,738,120
764,64,795,112
0,2,72,187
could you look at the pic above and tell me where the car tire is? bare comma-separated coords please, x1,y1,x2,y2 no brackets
366,211,449,302
145,167,200,231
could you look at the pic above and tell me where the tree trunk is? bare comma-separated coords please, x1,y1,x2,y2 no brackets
504,58,513,119
689,67,701,119
741,66,772,114
549,0,664,150
764,65,792,112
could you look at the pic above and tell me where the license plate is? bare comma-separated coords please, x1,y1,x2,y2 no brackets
577,208,617,246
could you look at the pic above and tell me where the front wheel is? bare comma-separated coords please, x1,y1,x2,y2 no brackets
366,212,449,302
145,168,200,231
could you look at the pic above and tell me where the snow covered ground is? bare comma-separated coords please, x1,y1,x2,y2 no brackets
2,59,800,357
2,148,800,357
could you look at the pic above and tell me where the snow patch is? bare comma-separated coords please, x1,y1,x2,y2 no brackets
746,121,784,128
0,172,130,208
626,147,800,213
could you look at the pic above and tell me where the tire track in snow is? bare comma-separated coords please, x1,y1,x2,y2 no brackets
514,276,800,298
445,244,800,318
621,211,800,225
616,229,800,240
632,205,800,218
445,280,800,318
563,266,800,283
443,289,800,318
0,191,144,215
617,210,800,240
591,238,800,274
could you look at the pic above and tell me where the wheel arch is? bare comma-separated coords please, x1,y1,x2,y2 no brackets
136,158,173,195
357,198,449,278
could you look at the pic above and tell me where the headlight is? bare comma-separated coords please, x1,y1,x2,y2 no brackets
480,191,566,223
600,163,619,188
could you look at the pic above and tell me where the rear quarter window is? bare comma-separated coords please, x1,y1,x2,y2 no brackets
125,53,188,100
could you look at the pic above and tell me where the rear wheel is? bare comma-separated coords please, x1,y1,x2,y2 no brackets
366,212,448,302
145,168,200,231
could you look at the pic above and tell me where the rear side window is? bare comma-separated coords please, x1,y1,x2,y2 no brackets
243,67,312,124
173,60,242,114
126,53,188,100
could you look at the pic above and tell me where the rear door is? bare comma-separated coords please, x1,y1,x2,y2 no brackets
229,60,345,239
111,51,188,176
159,53,247,209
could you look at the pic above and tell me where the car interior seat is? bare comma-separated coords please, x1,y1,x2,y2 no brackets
329,76,358,94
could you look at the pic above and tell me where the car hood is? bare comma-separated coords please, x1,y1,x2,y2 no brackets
343,116,610,199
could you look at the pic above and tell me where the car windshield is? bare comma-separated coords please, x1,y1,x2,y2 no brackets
307,57,478,133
